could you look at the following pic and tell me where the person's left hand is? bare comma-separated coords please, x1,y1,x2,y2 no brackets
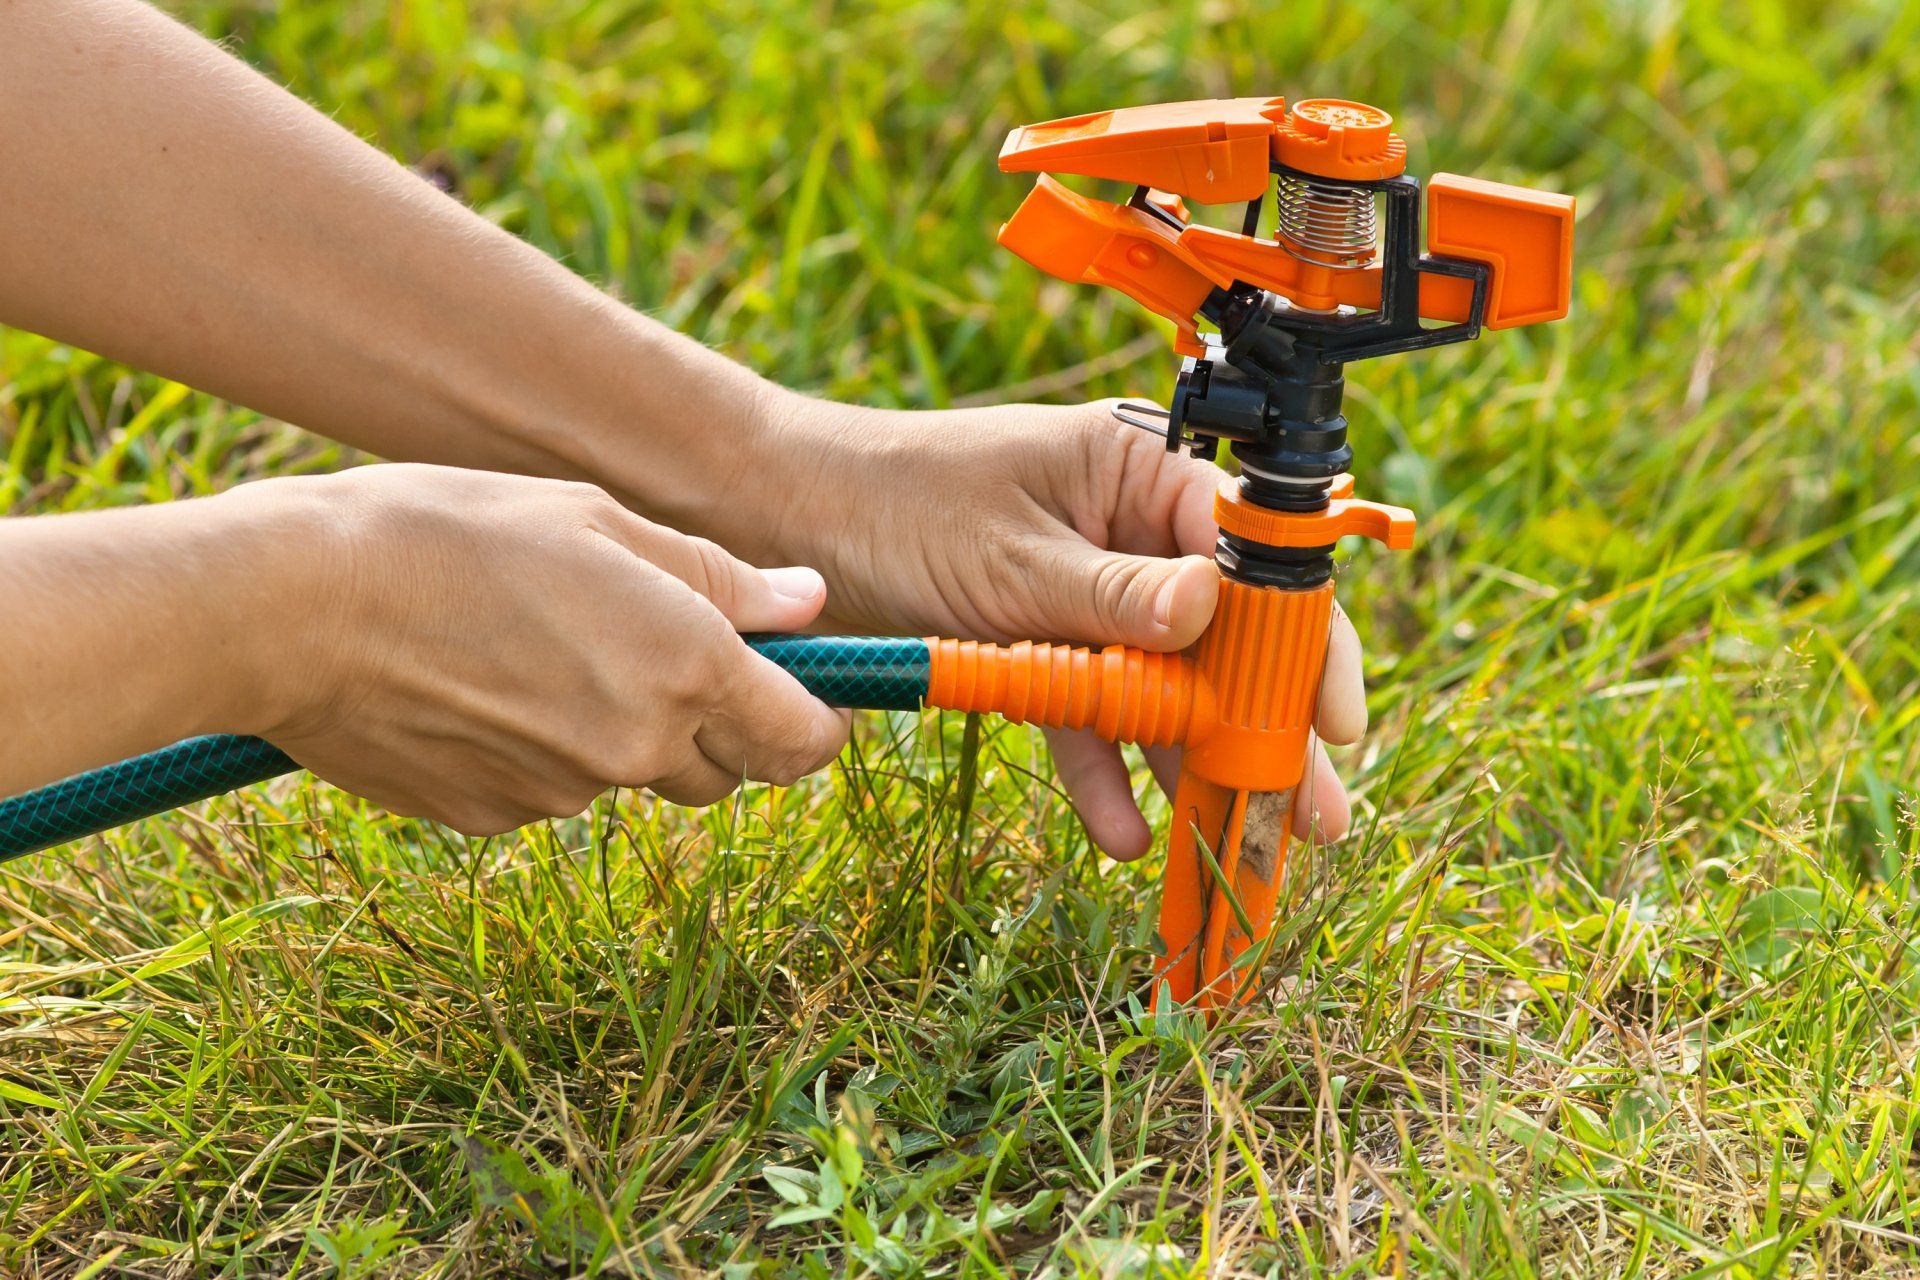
759,395,1368,860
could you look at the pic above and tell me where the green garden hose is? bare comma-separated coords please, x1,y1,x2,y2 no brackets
0,634,930,865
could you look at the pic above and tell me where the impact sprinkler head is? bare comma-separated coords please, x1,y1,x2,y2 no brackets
996,95,1574,1011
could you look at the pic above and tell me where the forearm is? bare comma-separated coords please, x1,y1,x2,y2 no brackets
0,489,316,793
0,0,778,551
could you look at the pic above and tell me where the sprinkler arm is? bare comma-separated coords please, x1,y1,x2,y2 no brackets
997,174,1574,356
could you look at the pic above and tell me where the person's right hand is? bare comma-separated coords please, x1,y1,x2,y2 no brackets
233,464,849,836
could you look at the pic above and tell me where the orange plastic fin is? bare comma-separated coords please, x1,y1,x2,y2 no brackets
998,97,1288,204
1179,222,1359,314
997,177,1224,355
1179,190,1572,331
1153,769,1236,1008
1421,174,1576,329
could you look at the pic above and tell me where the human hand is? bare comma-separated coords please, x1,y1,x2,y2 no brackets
762,397,1366,860
235,464,849,835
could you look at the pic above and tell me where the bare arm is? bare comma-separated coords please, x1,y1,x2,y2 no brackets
0,488,309,794
0,0,1368,854
0,468,848,824
0,0,769,550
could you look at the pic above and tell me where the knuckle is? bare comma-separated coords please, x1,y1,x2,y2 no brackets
1093,556,1153,628
1000,532,1045,582
606,737,670,788
681,614,740,697
761,763,804,788
557,478,610,506
442,806,522,838
694,778,741,807
658,772,740,809
685,536,741,607
766,711,850,786
761,749,816,789
1081,398,1133,446
537,784,601,819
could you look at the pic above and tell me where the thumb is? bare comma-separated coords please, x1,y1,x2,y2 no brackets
689,557,830,633
610,519,829,632
583,506,825,637
1036,541,1219,651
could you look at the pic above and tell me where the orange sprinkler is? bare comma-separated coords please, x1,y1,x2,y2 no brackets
991,96,1574,1010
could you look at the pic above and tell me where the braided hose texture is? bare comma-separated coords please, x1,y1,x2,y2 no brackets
0,735,294,866
740,634,928,710
0,635,933,863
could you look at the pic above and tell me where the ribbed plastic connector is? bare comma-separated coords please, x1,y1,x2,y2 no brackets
1183,579,1335,792
924,639,1210,748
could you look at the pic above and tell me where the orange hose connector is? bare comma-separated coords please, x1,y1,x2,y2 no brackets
924,639,1212,748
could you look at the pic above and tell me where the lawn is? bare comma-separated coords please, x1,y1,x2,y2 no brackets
5,0,1920,1275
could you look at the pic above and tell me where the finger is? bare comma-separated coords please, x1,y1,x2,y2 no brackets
296,746,556,838
442,807,544,838
699,639,853,786
589,504,829,633
731,565,832,633
1030,537,1219,652
353,789,539,840
1167,455,1221,559
1091,401,1222,559
649,744,743,808
1143,744,1182,798
1046,728,1152,861
1316,604,1367,745
1290,741,1351,841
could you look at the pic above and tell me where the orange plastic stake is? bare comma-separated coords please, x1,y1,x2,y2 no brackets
1157,770,1238,1004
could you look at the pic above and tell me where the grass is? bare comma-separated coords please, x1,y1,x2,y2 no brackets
5,0,1920,1273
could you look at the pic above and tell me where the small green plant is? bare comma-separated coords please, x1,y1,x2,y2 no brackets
307,1212,410,1278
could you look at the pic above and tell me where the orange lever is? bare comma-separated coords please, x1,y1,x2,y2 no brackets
998,96,1574,336
998,97,1290,204
996,176,1222,356
1000,175,1573,335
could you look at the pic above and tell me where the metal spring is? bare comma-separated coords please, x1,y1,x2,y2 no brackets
1274,174,1377,268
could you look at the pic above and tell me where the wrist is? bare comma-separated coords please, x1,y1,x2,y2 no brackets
485,303,788,553
194,477,357,742
723,390,911,569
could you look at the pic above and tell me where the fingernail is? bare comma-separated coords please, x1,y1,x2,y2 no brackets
1152,572,1181,629
761,566,825,603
